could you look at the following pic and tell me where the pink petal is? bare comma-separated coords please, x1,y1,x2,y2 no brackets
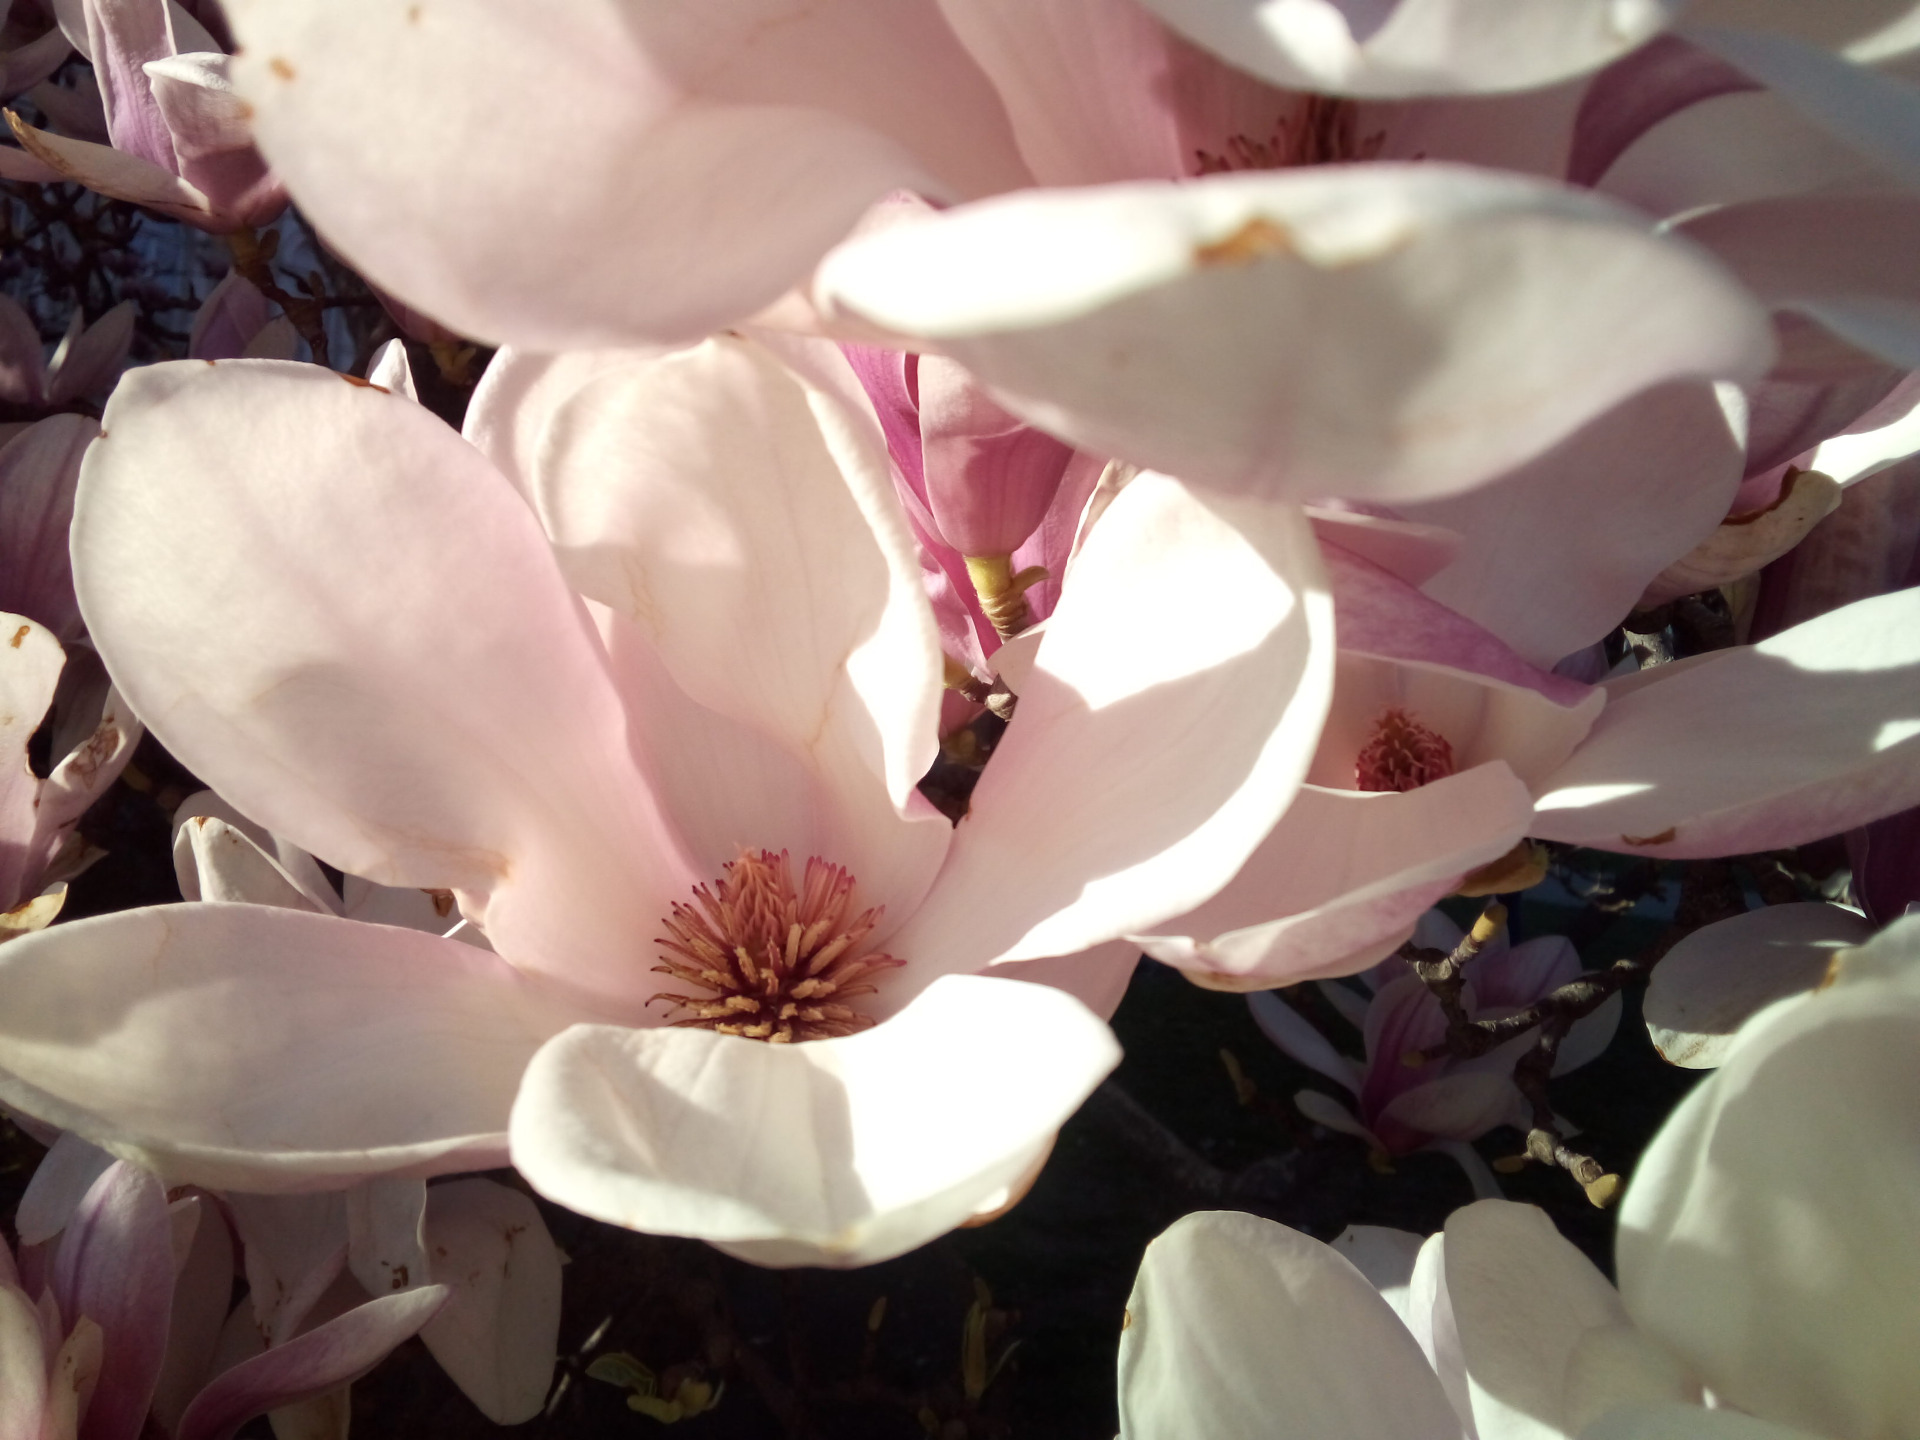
0,292,46,407
229,0,1028,347
46,302,132,408
174,1285,448,1440
1132,768,1536,987
1400,382,1745,667
0,1285,50,1439
83,0,182,172
0,616,64,911
1679,192,1920,367
892,474,1333,982
417,1179,561,1424
53,1162,173,1440
0,26,75,103
531,338,952,920
816,167,1774,504
1532,587,1920,856
1567,34,1758,187
151,1193,234,1434
1307,506,1462,589
915,354,1075,556
0,905,593,1191
142,52,286,226
224,1194,347,1344
0,416,94,641
510,975,1118,1267
171,816,330,912
76,360,696,1002
937,0,1300,185
3,114,213,225
1128,0,1674,97
461,345,667,508
187,270,272,361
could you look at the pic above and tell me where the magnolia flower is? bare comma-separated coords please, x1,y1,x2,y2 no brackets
0,336,1332,1266
1127,537,1920,987
0,0,286,231
0,295,133,414
1249,909,1617,1168
3,1153,448,1440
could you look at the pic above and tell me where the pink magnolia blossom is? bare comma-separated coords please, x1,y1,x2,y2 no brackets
3,1153,449,1440
0,337,1333,1267
1126,534,1920,988
1248,909,1618,1161
0,0,285,231
0,296,133,415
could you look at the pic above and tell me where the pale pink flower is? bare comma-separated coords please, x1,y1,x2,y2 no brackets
0,295,133,414
0,337,1332,1266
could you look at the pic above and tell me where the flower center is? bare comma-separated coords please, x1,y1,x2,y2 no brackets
1354,707,1456,793
1194,96,1387,175
649,849,903,1044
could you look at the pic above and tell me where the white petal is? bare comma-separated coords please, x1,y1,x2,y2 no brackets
1617,915,1920,1440
509,974,1118,1267
418,1179,561,1425
1643,902,1870,1067
1119,1210,1464,1440
1445,1200,1695,1440
0,905,591,1191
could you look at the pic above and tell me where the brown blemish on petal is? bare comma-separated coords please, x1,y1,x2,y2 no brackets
339,373,390,394
1194,217,1294,267
268,57,296,80
8,625,28,648
391,1264,409,1290
1621,827,1677,847
425,888,455,918
408,4,422,19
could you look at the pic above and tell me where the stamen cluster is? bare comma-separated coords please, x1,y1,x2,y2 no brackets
651,849,903,1044
1354,707,1457,793
1195,96,1388,174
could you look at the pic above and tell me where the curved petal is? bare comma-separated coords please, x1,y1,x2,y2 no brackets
1378,1072,1517,1142
1118,1210,1463,1440
153,1194,234,1436
0,416,95,642
817,167,1773,505
46,301,133,409
1617,916,1920,1440
1400,383,1744,667
14,1132,114,1246
891,475,1333,981
54,1162,173,1440
509,974,1118,1268
1531,588,1920,856
1126,0,1674,97
1248,990,1364,1094
1567,34,1758,188
3,113,213,225
172,816,330,914
417,1179,561,1425
175,1286,448,1440
534,337,950,918
1643,902,1870,1068
75,360,694,1001
1133,768,1536,986
1445,1200,1695,1440
228,0,1028,347
0,905,591,1191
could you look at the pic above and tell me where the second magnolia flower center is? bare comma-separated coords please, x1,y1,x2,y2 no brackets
650,848,902,1044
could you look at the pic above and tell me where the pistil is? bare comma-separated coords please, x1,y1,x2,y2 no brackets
650,849,904,1043
1355,707,1456,793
